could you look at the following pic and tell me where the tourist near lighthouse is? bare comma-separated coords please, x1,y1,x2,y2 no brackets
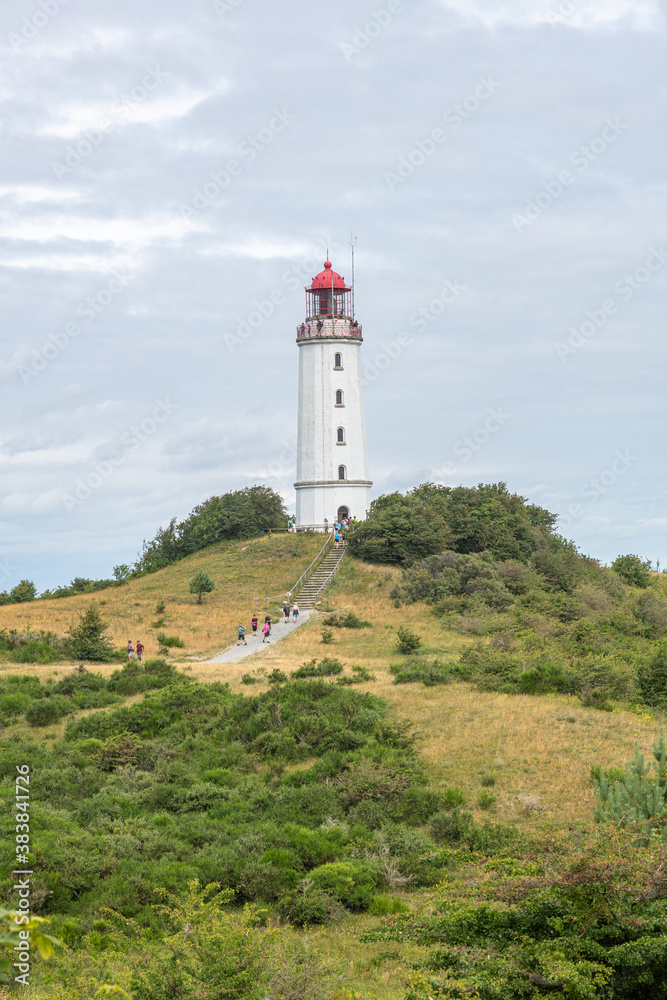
294,255,372,529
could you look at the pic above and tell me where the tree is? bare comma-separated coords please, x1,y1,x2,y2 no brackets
10,579,37,603
612,553,652,588
189,570,215,604
65,603,114,662
347,482,557,565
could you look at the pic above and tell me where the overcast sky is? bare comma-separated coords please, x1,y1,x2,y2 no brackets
1,0,665,592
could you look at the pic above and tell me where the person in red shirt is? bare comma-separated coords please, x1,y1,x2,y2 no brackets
136,640,144,663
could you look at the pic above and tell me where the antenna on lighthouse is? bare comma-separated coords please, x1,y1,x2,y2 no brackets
349,233,357,321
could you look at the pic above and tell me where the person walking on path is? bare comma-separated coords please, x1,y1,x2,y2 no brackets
324,518,329,533
237,624,247,646
136,640,144,663
292,602,299,622
262,620,271,643
283,600,290,623
334,529,340,549
251,614,258,636
127,641,134,661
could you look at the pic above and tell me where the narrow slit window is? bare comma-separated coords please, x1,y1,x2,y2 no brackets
338,465,346,480
337,427,345,443
334,352,342,368
335,390,343,405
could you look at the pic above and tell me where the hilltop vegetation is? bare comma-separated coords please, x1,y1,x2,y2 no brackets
2,482,667,998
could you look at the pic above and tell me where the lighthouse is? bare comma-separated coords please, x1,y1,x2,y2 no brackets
294,259,372,528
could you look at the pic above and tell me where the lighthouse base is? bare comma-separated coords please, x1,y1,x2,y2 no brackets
294,480,372,530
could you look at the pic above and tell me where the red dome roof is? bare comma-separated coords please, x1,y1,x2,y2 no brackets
311,260,348,290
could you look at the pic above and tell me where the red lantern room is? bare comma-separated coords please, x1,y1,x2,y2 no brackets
306,261,352,320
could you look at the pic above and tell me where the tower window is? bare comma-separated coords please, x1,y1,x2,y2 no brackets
337,427,345,444
335,389,344,406
338,466,346,480
334,352,343,369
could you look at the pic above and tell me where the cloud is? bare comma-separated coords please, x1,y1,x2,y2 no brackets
438,0,662,29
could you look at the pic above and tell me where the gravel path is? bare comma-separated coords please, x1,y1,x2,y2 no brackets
202,610,314,664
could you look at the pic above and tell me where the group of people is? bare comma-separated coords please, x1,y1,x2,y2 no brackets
237,602,300,645
126,640,144,661
323,516,354,548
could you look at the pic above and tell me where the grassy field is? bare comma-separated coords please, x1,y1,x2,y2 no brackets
0,532,324,662
1,542,662,999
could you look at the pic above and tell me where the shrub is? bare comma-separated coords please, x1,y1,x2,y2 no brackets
188,570,215,604
293,658,344,678
321,629,334,644
10,579,37,603
25,696,74,727
308,861,379,911
322,612,372,629
396,626,421,655
390,657,451,686
241,673,259,684
278,883,345,927
156,633,185,652
267,669,288,685
612,553,652,588
477,790,497,810
10,640,64,664
637,646,667,706
65,603,114,662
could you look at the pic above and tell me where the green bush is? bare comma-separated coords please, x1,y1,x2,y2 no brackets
308,861,379,911
322,612,372,629
25,695,74,727
65,603,115,661
396,626,421,655
10,640,64,664
612,553,653,588
390,657,451,686
278,885,345,926
637,646,667,705
156,632,185,651
293,658,344,678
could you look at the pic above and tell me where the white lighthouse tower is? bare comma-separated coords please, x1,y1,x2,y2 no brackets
294,258,372,528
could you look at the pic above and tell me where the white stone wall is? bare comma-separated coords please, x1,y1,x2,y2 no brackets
295,328,371,527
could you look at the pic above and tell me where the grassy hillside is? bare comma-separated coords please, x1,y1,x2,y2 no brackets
0,532,324,664
2,545,666,999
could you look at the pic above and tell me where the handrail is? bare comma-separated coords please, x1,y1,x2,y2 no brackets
303,547,346,603
255,532,334,609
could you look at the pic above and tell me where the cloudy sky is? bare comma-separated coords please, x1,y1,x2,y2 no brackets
1,0,665,592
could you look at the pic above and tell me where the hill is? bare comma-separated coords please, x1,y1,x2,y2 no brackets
2,510,667,997
0,532,324,666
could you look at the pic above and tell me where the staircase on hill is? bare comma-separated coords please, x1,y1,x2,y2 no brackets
296,544,347,609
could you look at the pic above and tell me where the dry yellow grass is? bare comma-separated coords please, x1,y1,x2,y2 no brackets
2,548,662,1000
196,556,660,833
0,533,324,662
